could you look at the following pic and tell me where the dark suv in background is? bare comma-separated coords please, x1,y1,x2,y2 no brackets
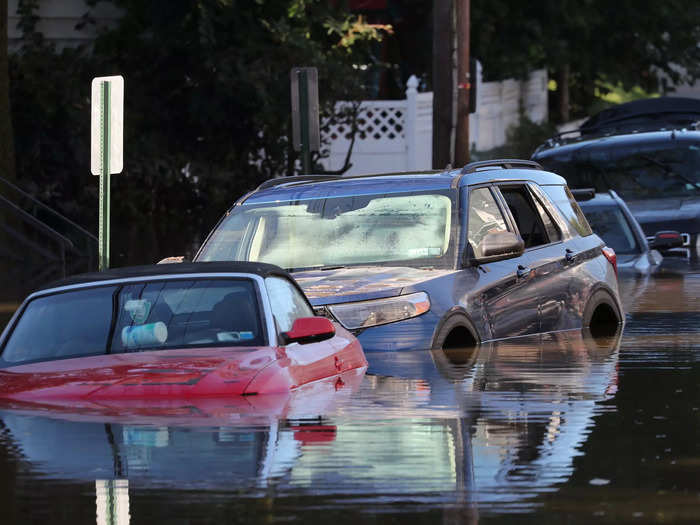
192,160,622,352
532,97,700,261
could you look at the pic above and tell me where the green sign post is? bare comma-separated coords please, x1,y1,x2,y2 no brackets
99,81,111,271
91,76,124,271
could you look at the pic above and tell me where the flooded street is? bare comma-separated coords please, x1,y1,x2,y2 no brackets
1,273,700,523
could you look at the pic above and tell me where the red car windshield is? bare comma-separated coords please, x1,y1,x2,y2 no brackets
1,278,265,367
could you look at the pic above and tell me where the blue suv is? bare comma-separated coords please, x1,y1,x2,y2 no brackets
194,160,622,351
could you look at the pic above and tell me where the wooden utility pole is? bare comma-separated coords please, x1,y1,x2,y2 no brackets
432,0,453,170
454,0,470,166
558,64,571,123
0,0,16,181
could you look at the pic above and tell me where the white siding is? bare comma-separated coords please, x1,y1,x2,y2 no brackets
8,0,121,48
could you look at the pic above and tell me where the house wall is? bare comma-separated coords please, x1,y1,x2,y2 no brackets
7,0,121,49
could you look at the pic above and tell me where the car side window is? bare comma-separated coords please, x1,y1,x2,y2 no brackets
498,186,552,249
531,193,562,243
467,187,510,259
541,184,593,237
265,276,314,333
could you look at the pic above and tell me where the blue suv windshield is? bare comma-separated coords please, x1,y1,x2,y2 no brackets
540,142,700,199
198,190,457,270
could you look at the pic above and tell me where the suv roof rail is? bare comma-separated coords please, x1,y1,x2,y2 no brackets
255,174,342,191
254,169,450,193
460,159,543,174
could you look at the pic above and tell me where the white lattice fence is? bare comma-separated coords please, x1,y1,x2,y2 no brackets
322,76,432,176
323,103,408,175
321,69,547,175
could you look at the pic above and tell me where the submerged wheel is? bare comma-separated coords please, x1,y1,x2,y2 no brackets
432,315,479,351
583,289,622,338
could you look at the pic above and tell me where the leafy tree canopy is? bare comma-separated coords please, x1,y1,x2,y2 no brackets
9,0,385,265
471,0,700,116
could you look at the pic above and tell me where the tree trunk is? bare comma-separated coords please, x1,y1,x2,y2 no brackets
0,0,15,181
432,0,453,170
558,64,570,124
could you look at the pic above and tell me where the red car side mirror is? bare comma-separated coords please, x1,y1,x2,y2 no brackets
280,317,336,345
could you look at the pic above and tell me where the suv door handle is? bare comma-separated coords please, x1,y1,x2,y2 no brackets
565,248,577,262
517,265,531,279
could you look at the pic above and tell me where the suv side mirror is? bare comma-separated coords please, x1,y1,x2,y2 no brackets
280,317,336,345
471,231,525,265
649,230,684,251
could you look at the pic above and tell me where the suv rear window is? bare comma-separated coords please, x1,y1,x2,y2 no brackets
541,185,593,237
580,205,640,254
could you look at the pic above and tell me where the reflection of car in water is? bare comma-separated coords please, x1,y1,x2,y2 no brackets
0,330,620,512
0,367,365,488
280,329,622,506
532,98,700,261
193,160,622,351
0,262,366,400
466,329,620,500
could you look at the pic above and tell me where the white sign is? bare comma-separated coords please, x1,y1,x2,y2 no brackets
91,75,124,175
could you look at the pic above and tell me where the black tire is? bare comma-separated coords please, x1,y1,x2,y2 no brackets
432,314,479,351
582,289,622,338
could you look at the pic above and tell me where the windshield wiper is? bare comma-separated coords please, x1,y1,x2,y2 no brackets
285,265,346,272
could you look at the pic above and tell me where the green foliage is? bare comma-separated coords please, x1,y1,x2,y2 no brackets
472,0,700,118
471,116,558,161
9,0,384,265
588,80,660,116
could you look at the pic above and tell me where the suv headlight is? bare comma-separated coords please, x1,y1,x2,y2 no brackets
328,292,430,330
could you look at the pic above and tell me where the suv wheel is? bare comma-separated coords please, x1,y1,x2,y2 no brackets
583,289,622,338
432,315,479,350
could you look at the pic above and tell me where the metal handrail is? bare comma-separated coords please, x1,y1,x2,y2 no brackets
0,194,74,250
0,175,97,242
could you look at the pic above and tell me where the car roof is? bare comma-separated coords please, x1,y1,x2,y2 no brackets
38,261,292,292
533,128,700,159
580,97,700,135
240,161,566,205
533,128,700,158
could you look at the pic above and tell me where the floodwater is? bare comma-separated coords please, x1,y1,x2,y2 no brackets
1,272,700,524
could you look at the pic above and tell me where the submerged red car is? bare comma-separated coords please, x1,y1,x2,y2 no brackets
0,262,367,401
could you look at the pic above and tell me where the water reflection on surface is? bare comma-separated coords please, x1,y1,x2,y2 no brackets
1,273,700,523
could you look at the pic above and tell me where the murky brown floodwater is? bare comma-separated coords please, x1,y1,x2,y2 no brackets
0,272,699,524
